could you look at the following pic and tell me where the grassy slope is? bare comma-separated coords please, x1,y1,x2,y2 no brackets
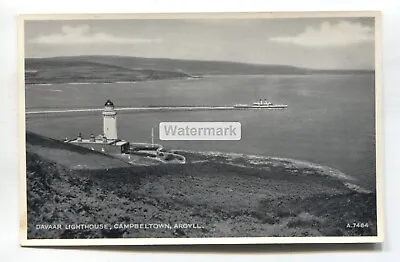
26,132,132,169
26,132,377,239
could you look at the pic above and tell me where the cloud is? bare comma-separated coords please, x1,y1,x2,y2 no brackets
29,25,162,45
269,21,374,47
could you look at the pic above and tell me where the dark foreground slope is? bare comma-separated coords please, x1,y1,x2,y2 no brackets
25,133,377,239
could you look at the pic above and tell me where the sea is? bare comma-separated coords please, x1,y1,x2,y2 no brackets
25,74,376,190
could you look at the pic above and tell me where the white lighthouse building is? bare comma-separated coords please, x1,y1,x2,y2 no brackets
103,99,118,140
67,99,130,154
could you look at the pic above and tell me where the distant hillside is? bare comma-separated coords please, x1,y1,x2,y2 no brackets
25,56,374,85
24,57,191,85
82,55,375,75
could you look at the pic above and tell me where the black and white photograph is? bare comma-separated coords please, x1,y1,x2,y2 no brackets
18,12,383,246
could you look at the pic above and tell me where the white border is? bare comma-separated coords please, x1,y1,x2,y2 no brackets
17,11,384,247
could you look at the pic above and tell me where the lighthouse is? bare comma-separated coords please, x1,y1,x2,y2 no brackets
103,99,118,140
67,99,130,154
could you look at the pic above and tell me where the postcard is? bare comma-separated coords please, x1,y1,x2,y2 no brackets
18,11,384,246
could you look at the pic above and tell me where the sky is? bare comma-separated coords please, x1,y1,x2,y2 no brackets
24,17,376,70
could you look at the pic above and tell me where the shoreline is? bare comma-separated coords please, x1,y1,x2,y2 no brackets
172,149,371,194
26,131,370,194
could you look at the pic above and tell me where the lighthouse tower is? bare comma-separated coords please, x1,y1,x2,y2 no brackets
103,99,118,140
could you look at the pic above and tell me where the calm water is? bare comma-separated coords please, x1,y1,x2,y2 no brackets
26,74,376,189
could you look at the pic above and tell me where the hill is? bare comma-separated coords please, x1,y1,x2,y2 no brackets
24,56,374,85
24,57,191,85
25,132,377,239
73,55,373,75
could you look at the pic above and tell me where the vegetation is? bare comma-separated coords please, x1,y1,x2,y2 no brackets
26,132,377,239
